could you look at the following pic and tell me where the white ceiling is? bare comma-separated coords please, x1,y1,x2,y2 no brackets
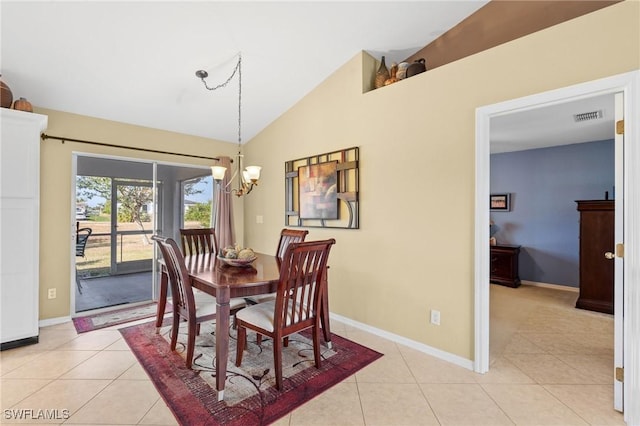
490,93,615,153
1,1,613,152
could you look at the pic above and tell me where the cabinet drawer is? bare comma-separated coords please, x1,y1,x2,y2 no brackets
491,253,513,276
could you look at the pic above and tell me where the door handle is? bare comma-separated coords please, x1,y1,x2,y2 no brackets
604,252,615,260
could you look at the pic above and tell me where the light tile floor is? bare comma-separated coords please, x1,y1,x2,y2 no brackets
0,284,625,425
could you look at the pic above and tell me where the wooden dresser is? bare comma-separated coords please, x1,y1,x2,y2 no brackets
490,244,521,288
575,200,614,314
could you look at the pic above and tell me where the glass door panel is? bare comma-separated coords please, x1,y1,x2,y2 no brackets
113,179,154,275
182,175,214,229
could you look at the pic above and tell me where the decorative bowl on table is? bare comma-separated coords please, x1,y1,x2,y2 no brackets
217,255,257,267
217,246,257,267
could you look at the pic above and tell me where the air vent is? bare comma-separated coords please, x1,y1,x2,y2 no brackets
574,110,603,122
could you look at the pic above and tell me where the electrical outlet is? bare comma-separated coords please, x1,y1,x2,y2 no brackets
47,288,57,299
256,215,264,224
430,309,441,326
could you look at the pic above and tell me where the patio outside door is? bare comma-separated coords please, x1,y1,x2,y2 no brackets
111,179,155,275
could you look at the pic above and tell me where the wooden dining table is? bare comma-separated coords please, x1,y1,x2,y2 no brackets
154,251,332,401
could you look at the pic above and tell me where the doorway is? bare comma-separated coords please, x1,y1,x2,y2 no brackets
73,154,214,314
474,71,640,420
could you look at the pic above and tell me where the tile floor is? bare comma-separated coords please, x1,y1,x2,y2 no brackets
0,284,625,425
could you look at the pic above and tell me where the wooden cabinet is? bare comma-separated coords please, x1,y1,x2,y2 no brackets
575,200,614,314
1,109,47,350
490,244,521,288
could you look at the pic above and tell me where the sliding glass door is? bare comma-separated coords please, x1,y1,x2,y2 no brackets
74,154,212,313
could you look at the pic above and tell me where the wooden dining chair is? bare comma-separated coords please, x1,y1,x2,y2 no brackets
179,227,218,256
179,227,247,324
244,228,309,306
275,228,309,261
152,235,245,368
235,238,336,390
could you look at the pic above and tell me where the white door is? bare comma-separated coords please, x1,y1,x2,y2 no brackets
613,92,624,411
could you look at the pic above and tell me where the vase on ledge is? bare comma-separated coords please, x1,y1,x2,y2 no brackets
12,97,33,113
0,75,13,109
374,56,389,89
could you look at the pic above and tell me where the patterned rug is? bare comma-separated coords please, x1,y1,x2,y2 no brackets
73,302,167,333
120,320,383,425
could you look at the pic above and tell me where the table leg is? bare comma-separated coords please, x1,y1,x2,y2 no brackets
321,267,332,349
155,266,168,333
215,286,230,401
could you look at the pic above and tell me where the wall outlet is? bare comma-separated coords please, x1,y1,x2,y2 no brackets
430,309,441,325
47,288,57,299
256,215,264,224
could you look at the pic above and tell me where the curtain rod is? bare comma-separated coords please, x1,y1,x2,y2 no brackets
41,133,225,162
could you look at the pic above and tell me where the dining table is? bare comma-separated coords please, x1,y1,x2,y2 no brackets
154,251,332,401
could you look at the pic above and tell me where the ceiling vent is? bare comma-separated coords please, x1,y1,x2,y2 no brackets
574,110,603,122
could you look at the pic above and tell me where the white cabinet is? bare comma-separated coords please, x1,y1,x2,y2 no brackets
1,108,47,349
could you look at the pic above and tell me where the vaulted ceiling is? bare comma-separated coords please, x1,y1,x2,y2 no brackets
1,1,616,152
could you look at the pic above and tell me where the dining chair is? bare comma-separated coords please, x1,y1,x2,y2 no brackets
179,227,218,256
75,227,92,257
152,235,245,368
178,227,247,324
235,238,336,390
75,227,93,294
244,228,309,306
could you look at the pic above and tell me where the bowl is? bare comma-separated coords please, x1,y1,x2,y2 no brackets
217,254,257,267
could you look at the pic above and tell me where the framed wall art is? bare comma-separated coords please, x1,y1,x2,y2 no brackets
490,193,511,211
298,161,339,220
285,147,359,229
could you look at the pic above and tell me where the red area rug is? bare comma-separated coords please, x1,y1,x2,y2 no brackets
73,302,166,333
120,320,382,425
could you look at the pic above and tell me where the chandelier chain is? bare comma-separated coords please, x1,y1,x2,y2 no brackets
198,54,242,147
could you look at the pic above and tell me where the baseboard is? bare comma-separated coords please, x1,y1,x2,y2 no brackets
520,280,579,292
39,316,72,328
330,313,474,371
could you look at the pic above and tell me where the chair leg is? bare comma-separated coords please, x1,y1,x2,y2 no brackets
256,333,263,345
185,320,197,369
170,312,180,351
274,334,284,390
75,268,83,294
235,325,247,366
312,326,322,368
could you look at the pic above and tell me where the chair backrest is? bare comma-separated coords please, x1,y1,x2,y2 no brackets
180,228,218,257
152,235,196,320
275,238,335,334
275,228,309,261
75,227,93,257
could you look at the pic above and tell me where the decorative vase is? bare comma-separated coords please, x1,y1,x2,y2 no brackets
374,56,389,89
12,97,33,113
0,75,13,109
396,62,410,80
13,98,33,112
406,58,427,78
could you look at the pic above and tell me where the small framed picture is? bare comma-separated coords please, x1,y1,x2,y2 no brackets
490,193,511,211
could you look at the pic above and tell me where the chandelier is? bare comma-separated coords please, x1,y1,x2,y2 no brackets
196,53,261,197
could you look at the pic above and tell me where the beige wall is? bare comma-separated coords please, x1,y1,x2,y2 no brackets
36,109,240,320
242,1,639,360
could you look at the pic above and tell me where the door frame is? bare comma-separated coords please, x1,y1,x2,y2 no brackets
474,70,639,422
